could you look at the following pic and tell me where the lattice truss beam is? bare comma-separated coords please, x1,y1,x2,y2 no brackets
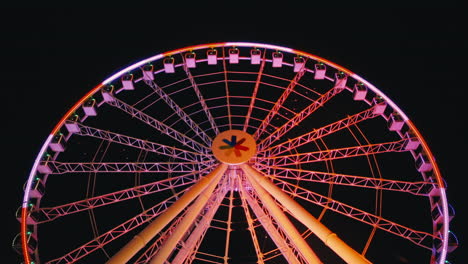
257,139,412,166
34,168,213,223
143,78,213,146
259,107,379,157
253,164,435,196
72,122,210,162
107,97,210,154
256,85,345,151
270,174,439,250
46,194,180,264
43,161,207,174
182,61,220,136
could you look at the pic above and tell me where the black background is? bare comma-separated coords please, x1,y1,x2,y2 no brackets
4,8,466,263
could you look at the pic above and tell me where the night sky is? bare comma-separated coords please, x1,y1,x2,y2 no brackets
4,8,466,263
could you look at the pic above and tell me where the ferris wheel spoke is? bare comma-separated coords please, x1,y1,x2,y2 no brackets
166,178,229,264
182,60,220,135
257,84,345,151
259,107,379,157
42,161,210,174
239,179,307,264
243,50,266,132
240,163,372,264
106,97,210,153
237,182,266,264
221,47,233,130
273,178,438,250
73,122,209,162
257,138,411,166
143,79,213,146
254,164,435,196
35,169,210,223
45,192,181,264
254,65,308,141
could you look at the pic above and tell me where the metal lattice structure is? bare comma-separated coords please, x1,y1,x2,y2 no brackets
16,42,457,264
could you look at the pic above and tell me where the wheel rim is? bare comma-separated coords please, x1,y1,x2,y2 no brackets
18,42,456,264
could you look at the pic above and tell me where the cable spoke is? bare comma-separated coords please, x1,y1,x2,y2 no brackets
239,177,306,264
35,168,212,223
257,83,344,151
73,122,209,162
254,164,436,196
107,97,210,153
182,60,220,135
237,180,266,264
260,107,379,157
143,79,213,146
257,139,411,166
274,177,439,250
171,179,228,264
253,66,307,141
243,167,322,264
243,50,266,132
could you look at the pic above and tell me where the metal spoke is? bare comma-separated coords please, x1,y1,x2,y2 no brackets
258,139,411,166
240,164,372,264
170,179,228,264
182,60,220,135
45,192,181,264
243,50,266,132
257,85,345,151
237,180,266,264
239,178,306,264
107,97,210,153
274,177,439,250
144,79,213,146
106,163,228,264
260,107,379,157
35,169,210,223
221,48,232,130
254,65,307,141
254,164,436,196
243,167,322,264
73,122,210,162
43,161,209,174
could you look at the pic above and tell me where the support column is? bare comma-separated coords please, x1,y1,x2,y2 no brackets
106,163,227,264
244,170,322,264
150,172,226,264
171,188,228,264
239,182,303,264
240,164,372,264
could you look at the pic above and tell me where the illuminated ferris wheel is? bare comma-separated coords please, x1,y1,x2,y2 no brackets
15,42,458,264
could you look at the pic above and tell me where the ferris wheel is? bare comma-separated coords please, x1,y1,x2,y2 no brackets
15,42,458,264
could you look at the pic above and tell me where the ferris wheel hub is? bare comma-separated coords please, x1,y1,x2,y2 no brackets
211,130,256,165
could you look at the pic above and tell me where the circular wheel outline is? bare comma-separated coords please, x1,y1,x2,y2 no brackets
18,42,453,264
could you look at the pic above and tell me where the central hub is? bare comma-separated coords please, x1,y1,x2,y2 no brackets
211,129,256,165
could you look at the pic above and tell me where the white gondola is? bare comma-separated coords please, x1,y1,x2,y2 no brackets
121,74,134,90
272,51,283,67
314,62,326,79
207,49,217,65
229,48,239,64
250,48,261,64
